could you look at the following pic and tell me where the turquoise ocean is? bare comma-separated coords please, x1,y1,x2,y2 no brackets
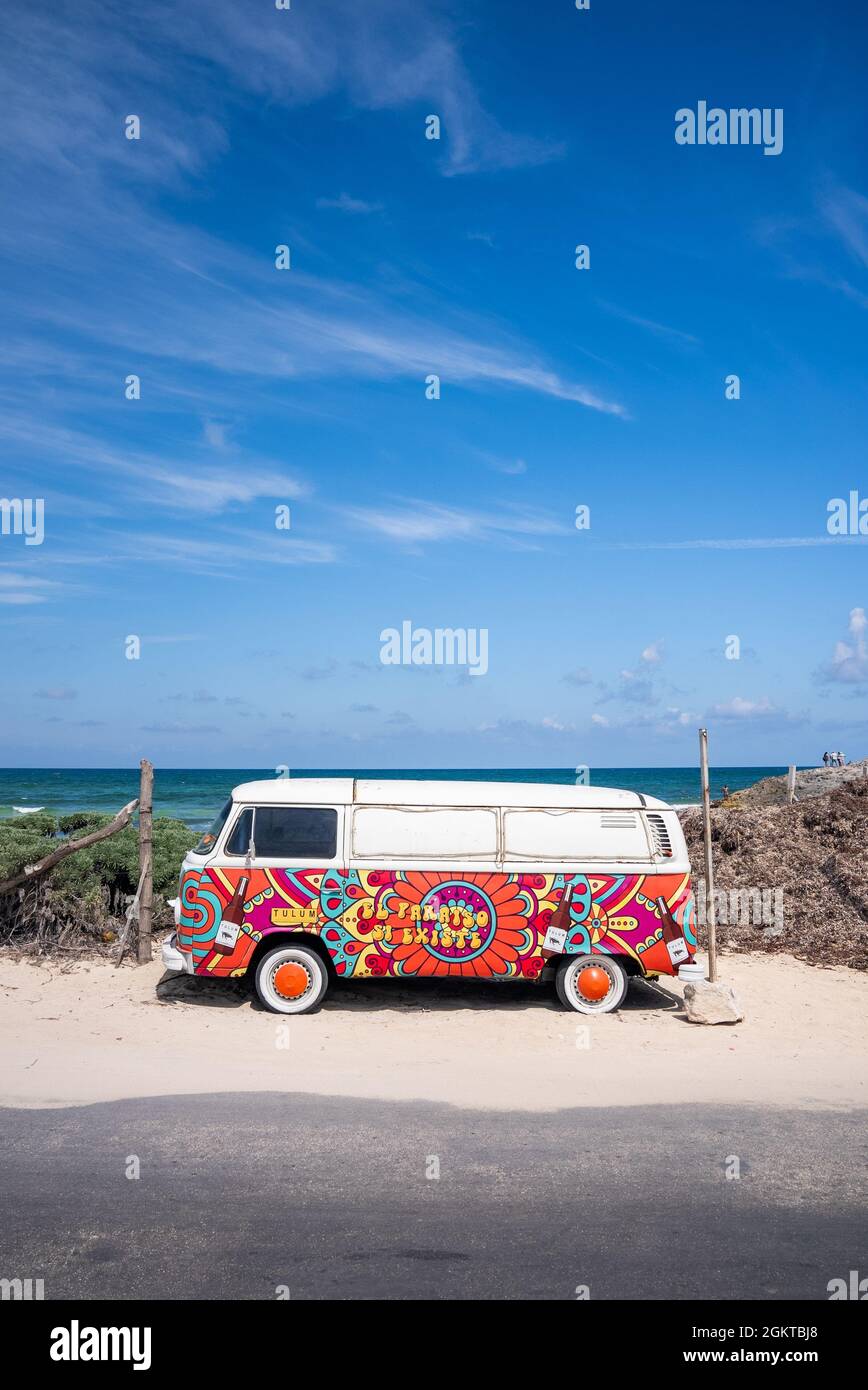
0,767,798,831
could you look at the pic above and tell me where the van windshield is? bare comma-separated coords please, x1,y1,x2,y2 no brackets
192,798,232,856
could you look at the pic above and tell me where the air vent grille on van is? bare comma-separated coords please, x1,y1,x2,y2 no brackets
599,812,638,830
647,812,673,857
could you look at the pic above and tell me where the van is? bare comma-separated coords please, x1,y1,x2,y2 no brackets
161,778,698,1014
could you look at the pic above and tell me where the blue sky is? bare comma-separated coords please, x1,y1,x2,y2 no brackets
1,0,867,770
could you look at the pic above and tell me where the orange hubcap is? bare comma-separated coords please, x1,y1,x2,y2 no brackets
576,965,610,1002
273,961,310,999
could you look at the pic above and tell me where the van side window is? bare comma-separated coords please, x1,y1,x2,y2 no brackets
227,806,338,860
226,808,254,857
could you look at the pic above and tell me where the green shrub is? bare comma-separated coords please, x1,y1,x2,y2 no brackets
0,813,199,950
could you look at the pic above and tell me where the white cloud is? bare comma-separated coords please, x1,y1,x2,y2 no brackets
0,417,308,515
816,606,868,685
476,717,578,739
818,184,868,269
0,571,59,605
316,193,383,214
597,300,700,347
608,536,868,552
591,707,696,735
342,499,570,549
125,531,338,577
562,667,593,687
708,696,779,720
0,0,563,183
203,420,229,449
0,6,622,420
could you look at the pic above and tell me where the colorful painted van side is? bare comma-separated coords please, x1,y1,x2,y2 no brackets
161,778,698,1014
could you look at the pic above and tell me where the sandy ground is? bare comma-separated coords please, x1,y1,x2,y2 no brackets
1,949,865,1112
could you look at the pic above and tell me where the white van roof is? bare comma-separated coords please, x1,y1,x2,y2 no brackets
231,777,672,811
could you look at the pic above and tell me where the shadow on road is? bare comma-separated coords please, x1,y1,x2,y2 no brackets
1,1091,864,1300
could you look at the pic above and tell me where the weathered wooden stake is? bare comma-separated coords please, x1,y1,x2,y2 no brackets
137,759,154,965
699,728,718,982
786,764,796,803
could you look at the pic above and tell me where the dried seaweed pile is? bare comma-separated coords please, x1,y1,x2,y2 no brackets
679,780,868,970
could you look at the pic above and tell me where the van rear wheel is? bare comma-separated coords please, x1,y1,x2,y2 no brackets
254,944,328,1015
555,954,628,1014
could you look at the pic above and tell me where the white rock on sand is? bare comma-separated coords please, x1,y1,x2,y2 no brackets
0,950,865,1114
683,979,745,1025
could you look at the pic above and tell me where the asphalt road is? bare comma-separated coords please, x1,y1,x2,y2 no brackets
1,1094,865,1300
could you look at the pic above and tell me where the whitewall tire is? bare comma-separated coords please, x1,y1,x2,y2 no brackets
555,954,628,1015
254,944,329,1015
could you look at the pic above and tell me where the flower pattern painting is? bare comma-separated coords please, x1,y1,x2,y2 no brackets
177,865,696,980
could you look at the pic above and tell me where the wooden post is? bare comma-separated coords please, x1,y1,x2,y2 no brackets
787,764,796,804
137,759,154,965
699,728,718,982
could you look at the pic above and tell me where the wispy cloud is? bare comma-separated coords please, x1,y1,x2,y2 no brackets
562,667,593,687
0,4,614,418
34,687,78,701
641,640,664,664
0,570,61,605
5,213,626,415
476,717,576,739
707,696,784,721
121,530,339,577
316,193,384,215
0,416,309,515
606,536,868,551
342,498,570,548
818,183,868,269
589,706,697,735
597,300,701,347
0,0,563,183
596,669,658,707
815,606,868,686
141,721,221,735
758,179,868,312
475,450,528,476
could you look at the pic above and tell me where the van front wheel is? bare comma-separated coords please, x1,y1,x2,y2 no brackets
555,954,628,1014
254,944,329,1015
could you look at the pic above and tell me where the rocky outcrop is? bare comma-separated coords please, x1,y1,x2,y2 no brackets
724,760,868,809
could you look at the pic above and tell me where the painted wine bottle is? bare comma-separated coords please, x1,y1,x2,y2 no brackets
541,883,574,959
213,874,250,954
655,895,689,966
